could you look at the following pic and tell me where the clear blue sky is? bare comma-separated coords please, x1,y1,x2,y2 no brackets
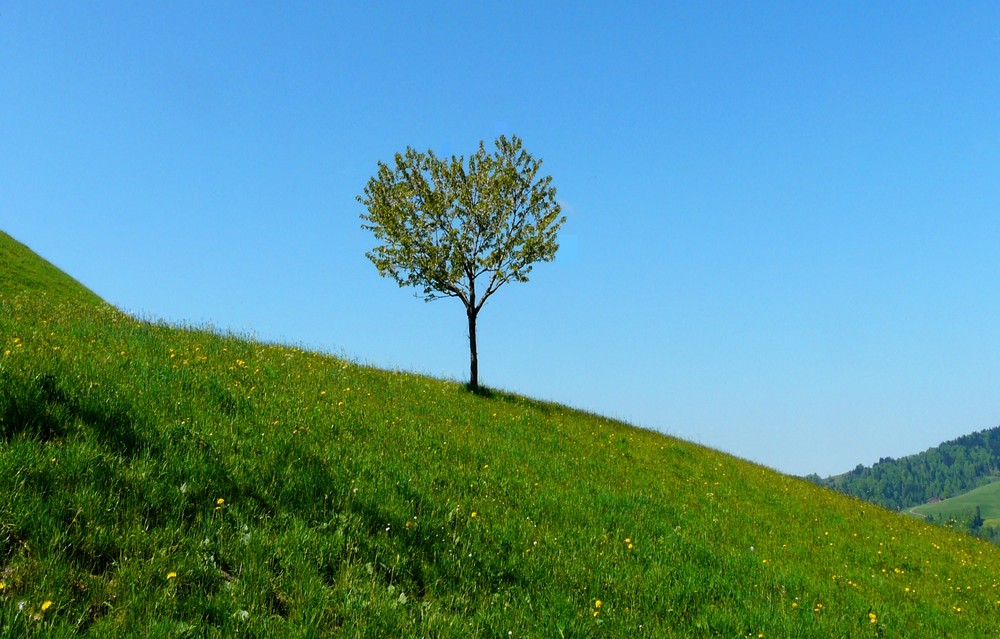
3,2,998,477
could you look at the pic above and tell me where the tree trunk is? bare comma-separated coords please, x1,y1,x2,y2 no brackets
467,307,479,389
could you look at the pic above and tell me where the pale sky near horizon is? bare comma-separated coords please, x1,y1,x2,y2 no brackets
3,2,999,477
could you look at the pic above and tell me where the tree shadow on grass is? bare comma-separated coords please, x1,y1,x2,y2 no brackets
0,370,144,457
464,382,564,415
0,371,65,442
465,383,496,398
464,383,522,404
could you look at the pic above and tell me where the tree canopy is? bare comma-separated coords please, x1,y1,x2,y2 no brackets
358,135,564,388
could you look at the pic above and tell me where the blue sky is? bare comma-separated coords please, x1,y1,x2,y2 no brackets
3,2,998,477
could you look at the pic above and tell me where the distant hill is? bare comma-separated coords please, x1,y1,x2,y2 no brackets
909,479,1000,531
810,426,1000,511
5,229,1000,637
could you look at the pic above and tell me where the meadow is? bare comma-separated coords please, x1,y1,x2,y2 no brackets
4,230,1000,637
910,480,1000,529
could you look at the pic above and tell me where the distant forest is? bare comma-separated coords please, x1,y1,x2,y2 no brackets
806,425,1000,512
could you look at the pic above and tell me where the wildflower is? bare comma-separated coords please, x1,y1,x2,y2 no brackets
471,512,477,518
595,599,602,608
868,611,877,624
0,581,4,590
215,498,225,511
167,572,177,580
41,600,53,612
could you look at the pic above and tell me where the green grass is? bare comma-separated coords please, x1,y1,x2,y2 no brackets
0,231,104,307
4,231,1000,637
910,480,1000,528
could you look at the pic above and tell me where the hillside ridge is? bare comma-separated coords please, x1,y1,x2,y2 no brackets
813,425,1000,512
0,230,104,305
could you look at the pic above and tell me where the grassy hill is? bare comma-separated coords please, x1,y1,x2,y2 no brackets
814,426,1000,512
4,231,1000,637
910,480,1000,529
0,231,104,307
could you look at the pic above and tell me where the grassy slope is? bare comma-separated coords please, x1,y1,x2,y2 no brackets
911,480,1000,528
3,232,1000,638
0,231,104,307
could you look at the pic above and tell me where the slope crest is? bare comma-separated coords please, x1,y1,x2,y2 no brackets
0,230,104,305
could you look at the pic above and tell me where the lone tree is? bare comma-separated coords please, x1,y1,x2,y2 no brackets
359,135,565,389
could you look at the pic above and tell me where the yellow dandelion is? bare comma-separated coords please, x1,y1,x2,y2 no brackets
595,599,603,608
471,511,477,518
41,600,53,612
167,572,177,580
0,581,4,590
869,612,877,624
